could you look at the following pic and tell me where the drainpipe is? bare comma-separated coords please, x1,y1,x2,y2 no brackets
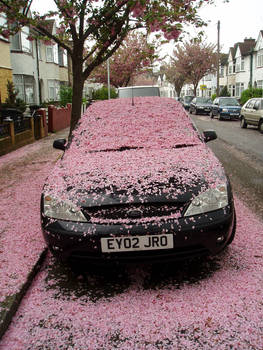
250,50,253,88
35,39,42,104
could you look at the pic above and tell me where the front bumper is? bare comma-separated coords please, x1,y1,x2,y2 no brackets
41,204,235,264
220,111,240,120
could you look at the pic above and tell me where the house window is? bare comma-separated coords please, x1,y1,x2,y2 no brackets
46,44,59,64
236,57,240,72
0,14,9,42
236,57,245,72
11,26,32,53
228,64,232,74
13,75,35,103
37,40,42,60
241,57,245,71
48,80,60,100
219,66,224,77
46,45,54,62
236,82,244,97
257,51,263,67
58,47,68,67
257,80,263,89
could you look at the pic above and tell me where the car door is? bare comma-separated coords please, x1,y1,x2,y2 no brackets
243,99,255,124
251,99,261,126
212,98,219,116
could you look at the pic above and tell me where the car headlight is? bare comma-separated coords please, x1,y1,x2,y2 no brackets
222,108,228,112
184,184,229,217
43,195,88,222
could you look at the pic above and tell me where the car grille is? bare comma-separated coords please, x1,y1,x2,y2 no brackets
83,203,184,224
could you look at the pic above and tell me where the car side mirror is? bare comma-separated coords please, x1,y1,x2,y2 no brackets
53,138,66,151
203,130,217,143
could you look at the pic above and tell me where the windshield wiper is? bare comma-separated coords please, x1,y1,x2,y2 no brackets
90,146,143,153
172,144,197,149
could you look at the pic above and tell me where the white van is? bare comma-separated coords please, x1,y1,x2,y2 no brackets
118,86,160,98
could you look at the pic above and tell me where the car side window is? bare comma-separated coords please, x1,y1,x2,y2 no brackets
246,100,254,109
192,98,196,103
214,98,218,105
253,100,260,110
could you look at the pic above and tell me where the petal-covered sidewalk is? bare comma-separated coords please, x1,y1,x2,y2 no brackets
0,197,262,349
0,129,68,336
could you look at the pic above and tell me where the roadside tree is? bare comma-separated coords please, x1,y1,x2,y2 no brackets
173,40,217,96
90,32,156,88
163,60,186,98
0,0,218,134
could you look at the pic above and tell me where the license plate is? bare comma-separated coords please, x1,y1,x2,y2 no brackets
230,113,239,116
101,234,174,253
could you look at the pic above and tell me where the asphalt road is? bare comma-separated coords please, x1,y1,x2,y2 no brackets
190,113,263,220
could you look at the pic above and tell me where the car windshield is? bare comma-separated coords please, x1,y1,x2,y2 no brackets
70,97,201,153
220,98,239,106
196,97,212,103
184,96,194,102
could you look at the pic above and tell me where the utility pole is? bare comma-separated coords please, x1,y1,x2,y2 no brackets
216,20,220,97
107,58,110,99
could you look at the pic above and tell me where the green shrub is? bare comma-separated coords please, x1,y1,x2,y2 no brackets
59,85,72,106
92,86,117,100
211,93,217,101
2,80,27,113
240,88,263,105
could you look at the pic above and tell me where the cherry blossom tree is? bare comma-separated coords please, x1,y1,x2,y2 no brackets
173,40,217,96
0,0,218,133
163,60,186,97
90,32,156,88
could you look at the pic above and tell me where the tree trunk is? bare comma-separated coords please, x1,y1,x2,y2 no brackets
70,57,85,136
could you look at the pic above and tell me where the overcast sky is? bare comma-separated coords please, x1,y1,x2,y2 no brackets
31,0,263,55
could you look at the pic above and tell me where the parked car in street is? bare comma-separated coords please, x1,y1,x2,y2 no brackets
189,97,213,115
240,98,263,133
181,95,195,110
210,97,241,120
41,97,236,265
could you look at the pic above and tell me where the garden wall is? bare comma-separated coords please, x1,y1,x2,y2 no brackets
48,104,71,133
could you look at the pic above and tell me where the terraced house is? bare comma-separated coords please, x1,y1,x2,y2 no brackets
10,19,71,106
0,14,72,107
182,30,263,100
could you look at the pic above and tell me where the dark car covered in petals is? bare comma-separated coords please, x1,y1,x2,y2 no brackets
41,97,236,264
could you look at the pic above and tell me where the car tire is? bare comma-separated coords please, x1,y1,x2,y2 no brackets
259,120,263,134
240,116,247,129
219,114,223,121
227,210,236,246
189,108,192,114
210,111,214,119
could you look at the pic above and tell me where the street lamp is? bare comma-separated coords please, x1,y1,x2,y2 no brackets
107,58,110,99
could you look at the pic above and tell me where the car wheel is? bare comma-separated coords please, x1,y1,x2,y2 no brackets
259,120,263,134
189,108,192,114
210,111,214,119
227,210,236,246
240,116,247,129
